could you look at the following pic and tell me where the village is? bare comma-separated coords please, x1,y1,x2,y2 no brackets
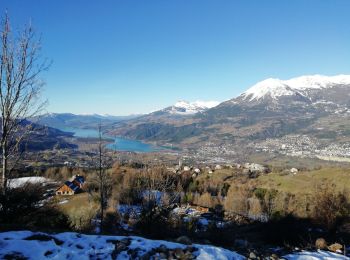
255,134,350,162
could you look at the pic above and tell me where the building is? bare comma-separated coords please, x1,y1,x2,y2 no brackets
56,175,85,195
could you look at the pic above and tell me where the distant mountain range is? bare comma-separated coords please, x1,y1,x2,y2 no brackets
35,113,140,130
35,75,350,160
107,75,350,150
156,100,220,115
9,120,77,152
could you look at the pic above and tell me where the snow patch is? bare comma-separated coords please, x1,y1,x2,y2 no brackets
283,249,349,260
7,177,50,189
0,231,245,260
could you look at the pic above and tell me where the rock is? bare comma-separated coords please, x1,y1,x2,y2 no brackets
120,238,131,246
184,251,195,259
244,163,268,173
290,168,298,174
315,238,327,249
140,252,151,260
186,245,196,253
174,248,185,258
176,235,192,245
328,243,342,253
157,244,168,253
168,250,175,259
270,254,279,260
183,166,190,171
215,165,222,170
127,248,139,258
249,252,257,259
116,242,127,252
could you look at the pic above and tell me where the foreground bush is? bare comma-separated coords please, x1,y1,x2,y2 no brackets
0,184,70,232
312,184,350,230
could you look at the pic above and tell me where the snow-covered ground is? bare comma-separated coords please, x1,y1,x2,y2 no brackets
0,231,348,259
7,176,51,189
0,231,244,259
283,250,349,260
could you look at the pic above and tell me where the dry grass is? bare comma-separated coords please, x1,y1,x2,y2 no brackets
56,193,99,231
254,167,350,195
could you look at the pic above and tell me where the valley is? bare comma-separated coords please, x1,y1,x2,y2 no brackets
2,3,350,259
35,75,350,165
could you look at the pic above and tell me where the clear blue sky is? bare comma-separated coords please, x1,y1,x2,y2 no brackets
2,0,350,115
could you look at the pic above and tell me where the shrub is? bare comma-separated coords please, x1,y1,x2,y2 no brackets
312,184,350,230
224,185,252,216
0,184,71,231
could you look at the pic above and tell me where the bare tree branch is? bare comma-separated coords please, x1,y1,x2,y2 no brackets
0,13,48,194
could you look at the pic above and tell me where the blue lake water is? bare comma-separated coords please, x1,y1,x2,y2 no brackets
59,127,164,152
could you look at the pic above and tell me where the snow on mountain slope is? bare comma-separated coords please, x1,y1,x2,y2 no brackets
241,78,300,101
165,100,220,115
241,75,350,101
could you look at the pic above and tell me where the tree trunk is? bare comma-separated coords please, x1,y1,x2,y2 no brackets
1,118,7,194
1,144,6,194
100,181,104,225
99,126,104,227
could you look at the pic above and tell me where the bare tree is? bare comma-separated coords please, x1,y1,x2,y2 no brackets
90,124,113,227
0,13,48,193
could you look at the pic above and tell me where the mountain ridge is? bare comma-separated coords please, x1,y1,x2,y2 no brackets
107,74,350,155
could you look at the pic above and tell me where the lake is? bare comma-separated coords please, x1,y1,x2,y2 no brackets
59,127,165,152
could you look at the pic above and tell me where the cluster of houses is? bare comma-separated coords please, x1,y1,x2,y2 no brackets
167,160,272,179
56,175,85,195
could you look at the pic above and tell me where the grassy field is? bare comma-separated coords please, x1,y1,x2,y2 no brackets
56,193,99,231
255,167,350,195
202,166,350,195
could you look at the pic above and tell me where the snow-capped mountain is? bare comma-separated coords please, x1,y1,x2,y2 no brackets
163,100,220,115
241,75,350,103
110,74,350,147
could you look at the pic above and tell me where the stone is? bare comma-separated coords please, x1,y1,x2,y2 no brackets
290,168,298,174
270,254,279,260
120,238,131,246
174,248,185,258
328,243,342,252
176,235,192,245
116,242,127,252
183,166,190,171
140,252,151,260
186,245,196,253
215,164,222,170
184,251,195,259
249,252,257,259
315,238,327,249
157,244,168,253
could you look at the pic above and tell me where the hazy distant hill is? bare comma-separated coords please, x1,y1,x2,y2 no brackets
3,119,77,151
35,113,141,130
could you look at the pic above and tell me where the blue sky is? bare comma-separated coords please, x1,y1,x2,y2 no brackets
2,1,350,115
